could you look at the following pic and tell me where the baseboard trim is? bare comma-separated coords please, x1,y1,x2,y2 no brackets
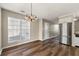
3,39,40,49
42,36,58,41
2,36,58,50
59,42,70,46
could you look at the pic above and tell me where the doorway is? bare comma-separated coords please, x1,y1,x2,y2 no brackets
59,23,72,46
67,23,72,46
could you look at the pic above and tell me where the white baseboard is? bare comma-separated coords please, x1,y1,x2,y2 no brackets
3,39,39,49
42,36,58,41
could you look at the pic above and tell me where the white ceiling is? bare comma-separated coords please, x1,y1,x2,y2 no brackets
0,3,79,23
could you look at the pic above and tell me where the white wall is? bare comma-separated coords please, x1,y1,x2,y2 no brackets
1,8,41,48
39,19,43,41
0,8,1,53
59,15,74,46
31,19,56,41
58,13,79,46
59,16,73,23
1,9,25,48
42,20,59,40
1,8,59,49
30,20,39,41
43,22,49,40
49,24,59,37
74,21,79,32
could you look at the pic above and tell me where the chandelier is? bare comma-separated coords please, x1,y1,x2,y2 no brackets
25,3,38,22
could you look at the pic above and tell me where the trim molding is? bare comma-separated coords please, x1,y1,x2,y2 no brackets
59,42,71,46
42,36,58,41
3,39,39,49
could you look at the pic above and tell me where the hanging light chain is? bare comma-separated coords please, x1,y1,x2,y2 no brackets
31,3,32,16
25,3,38,22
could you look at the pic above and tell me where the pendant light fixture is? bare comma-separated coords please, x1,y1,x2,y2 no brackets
25,3,38,22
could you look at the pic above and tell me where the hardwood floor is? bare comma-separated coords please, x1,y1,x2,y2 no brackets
1,38,79,56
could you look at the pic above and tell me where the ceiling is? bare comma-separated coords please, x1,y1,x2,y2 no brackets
0,3,79,23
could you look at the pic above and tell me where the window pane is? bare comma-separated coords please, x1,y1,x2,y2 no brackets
8,17,30,43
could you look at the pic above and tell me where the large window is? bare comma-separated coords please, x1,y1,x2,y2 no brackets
8,17,30,43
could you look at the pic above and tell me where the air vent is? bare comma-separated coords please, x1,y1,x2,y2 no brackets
20,10,25,13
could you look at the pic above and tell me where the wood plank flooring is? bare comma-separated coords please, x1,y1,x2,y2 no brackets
1,38,79,56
